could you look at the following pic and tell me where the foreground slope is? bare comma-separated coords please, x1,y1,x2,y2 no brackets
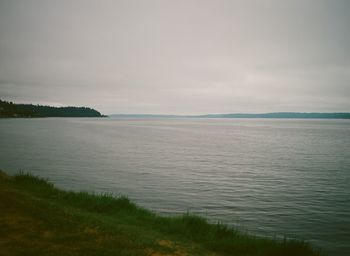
0,171,320,256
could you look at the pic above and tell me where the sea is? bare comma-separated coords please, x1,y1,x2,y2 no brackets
1,118,349,255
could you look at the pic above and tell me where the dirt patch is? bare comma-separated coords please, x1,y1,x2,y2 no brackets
145,239,190,256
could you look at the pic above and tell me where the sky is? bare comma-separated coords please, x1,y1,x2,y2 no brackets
0,0,349,115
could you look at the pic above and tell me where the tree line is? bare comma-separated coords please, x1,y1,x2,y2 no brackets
0,99,105,118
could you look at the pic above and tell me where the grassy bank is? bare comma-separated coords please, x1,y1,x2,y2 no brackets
0,171,320,256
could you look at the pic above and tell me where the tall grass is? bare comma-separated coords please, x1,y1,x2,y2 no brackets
7,171,320,256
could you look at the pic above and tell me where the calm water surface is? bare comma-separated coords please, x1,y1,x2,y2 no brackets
1,118,349,255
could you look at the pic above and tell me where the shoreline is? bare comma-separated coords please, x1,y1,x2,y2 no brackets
0,170,320,256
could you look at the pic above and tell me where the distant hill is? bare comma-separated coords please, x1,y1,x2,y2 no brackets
0,99,106,118
110,112,350,119
195,112,350,119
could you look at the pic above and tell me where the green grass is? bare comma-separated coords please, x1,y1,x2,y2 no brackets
0,170,321,256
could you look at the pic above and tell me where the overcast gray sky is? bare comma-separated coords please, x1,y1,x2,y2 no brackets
0,0,349,114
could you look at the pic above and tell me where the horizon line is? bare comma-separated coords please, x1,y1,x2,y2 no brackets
108,112,350,119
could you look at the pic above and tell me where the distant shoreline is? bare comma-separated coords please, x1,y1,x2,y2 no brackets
110,112,350,119
1,99,349,119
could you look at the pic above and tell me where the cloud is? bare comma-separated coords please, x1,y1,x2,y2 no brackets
1,0,349,114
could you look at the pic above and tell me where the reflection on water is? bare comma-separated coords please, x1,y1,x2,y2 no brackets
1,118,350,255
